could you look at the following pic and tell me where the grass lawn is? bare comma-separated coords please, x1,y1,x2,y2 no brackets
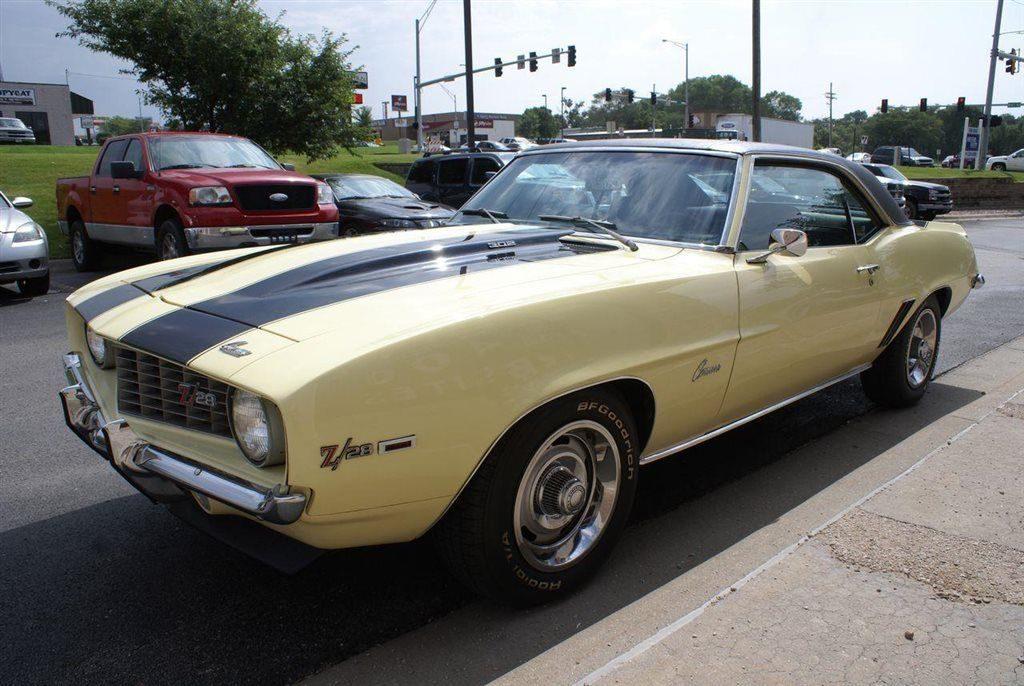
898,165,1024,182
0,143,419,258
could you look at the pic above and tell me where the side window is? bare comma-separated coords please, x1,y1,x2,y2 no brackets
96,139,128,177
122,139,144,173
739,164,880,251
470,157,501,185
437,158,468,186
407,161,434,184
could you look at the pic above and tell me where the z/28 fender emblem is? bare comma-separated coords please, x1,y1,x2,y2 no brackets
320,435,417,470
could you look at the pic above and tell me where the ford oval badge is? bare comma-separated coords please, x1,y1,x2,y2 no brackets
269,192,289,202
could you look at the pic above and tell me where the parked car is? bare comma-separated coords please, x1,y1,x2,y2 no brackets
940,153,984,168
313,173,455,236
55,132,339,270
405,151,513,207
817,147,843,156
458,140,511,152
499,136,537,151
0,117,36,144
60,140,981,604
870,146,934,167
861,163,952,220
0,191,48,295
985,148,1024,172
846,152,871,164
536,137,578,145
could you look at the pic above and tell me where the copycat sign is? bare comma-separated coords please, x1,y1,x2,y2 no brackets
0,87,35,105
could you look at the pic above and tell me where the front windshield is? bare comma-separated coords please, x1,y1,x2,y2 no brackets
877,164,906,180
456,151,737,245
327,175,415,200
149,136,279,171
0,118,26,128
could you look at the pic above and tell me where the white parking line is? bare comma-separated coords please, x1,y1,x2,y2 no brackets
573,387,1023,686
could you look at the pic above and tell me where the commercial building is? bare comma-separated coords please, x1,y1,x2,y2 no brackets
373,111,518,146
0,81,94,146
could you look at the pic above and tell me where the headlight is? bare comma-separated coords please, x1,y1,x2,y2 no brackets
12,221,44,244
317,182,334,204
380,218,417,228
188,186,232,206
85,324,114,368
928,190,939,200
231,388,284,467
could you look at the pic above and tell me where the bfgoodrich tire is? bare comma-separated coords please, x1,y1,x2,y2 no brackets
861,295,942,408
434,389,640,605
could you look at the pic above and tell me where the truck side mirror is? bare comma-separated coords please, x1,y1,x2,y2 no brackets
110,161,142,179
281,162,296,171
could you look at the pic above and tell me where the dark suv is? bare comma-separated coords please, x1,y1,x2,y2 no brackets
405,152,514,208
870,146,934,167
862,163,952,220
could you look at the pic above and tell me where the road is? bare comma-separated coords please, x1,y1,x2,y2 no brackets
1,218,1021,685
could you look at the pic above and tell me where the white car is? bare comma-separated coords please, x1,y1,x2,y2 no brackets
499,136,537,151
0,191,49,295
985,148,1024,172
0,117,35,144
846,152,871,164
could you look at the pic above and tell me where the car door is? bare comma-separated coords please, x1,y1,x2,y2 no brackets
1009,149,1024,171
469,156,502,193
721,160,883,422
436,157,471,207
87,138,128,242
117,137,155,246
406,160,436,200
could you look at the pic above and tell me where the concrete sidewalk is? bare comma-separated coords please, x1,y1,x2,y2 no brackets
496,337,1024,686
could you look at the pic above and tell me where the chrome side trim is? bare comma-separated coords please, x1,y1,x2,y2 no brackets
85,222,155,247
639,363,872,465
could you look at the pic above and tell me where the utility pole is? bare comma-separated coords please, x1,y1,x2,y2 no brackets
661,40,689,132
979,0,1004,170
560,86,566,138
414,0,439,151
825,83,837,148
751,0,762,142
542,94,548,110
462,0,475,148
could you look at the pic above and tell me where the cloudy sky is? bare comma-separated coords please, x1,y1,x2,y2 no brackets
2,0,1023,123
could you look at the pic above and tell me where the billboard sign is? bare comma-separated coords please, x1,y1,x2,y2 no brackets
391,94,408,112
965,127,980,154
349,71,369,89
0,87,35,105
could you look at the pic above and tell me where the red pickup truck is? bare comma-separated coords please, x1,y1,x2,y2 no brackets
56,131,339,270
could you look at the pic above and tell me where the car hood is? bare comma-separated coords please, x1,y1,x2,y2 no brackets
902,179,949,192
337,197,455,219
987,155,1008,163
69,224,677,374
0,206,33,232
156,167,318,187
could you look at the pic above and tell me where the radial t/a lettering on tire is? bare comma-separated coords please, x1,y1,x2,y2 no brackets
434,388,640,605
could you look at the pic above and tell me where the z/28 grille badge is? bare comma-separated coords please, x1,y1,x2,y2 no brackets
320,435,416,470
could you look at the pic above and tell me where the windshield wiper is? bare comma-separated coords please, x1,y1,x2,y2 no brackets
457,208,507,224
538,215,638,252
159,164,203,170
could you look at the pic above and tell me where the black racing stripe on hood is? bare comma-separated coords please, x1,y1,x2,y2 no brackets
119,308,251,365
131,244,296,294
189,228,581,328
74,284,144,322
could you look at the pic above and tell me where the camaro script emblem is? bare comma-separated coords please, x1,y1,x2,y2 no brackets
219,341,251,357
692,358,722,382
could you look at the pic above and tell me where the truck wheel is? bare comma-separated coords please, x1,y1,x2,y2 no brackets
991,162,1006,172
904,198,918,220
861,296,941,408
156,218,190,260
434,388,639,605
17,272,50,297
70,220,100,272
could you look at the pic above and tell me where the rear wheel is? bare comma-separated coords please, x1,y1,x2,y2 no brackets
434,389,639,605
156,217,189,260
904,198,918,220
861,296,941,408
991,162,1006,172
70,219,99,272
17,272,50,296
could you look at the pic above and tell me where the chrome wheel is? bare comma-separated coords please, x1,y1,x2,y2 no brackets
72,231,85,265
160,232,180,260
906,309,938,387
513,420,620,571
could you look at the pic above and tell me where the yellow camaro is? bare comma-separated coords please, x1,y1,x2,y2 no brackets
59,140,982,604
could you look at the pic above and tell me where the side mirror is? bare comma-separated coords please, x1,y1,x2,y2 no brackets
281,162,296,171
110,161,141,179
747,228,808,264
11,196,33,209
484,171,498,180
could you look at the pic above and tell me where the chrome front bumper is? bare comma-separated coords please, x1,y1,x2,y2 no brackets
59,353,306,525
183,221,339,250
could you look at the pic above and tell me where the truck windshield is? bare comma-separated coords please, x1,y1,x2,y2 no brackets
0,118,26,128
454,151,737,245
150,136,279,171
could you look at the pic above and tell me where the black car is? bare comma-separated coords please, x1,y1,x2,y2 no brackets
405,152,514,208
861,163,952,221
313,174,455,236
869,146,935,167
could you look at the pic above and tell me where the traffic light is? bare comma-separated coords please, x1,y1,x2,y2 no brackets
567,45,576,68
957,96,966,112
651,92,657,106
605,88,612,102
687,113,696,128
494,57,502,78
626,89,634,103
919,98,927,112
1007,49,1018,75
881,98,888,113
529,51,538,72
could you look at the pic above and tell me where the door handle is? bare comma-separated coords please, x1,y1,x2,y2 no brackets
856,264,880,274
89,186,96,194
113,185,120,194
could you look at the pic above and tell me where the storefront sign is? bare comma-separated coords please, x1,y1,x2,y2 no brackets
391,94,408,112
0,87,35,105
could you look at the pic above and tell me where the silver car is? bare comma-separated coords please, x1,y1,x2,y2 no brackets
0,191,49,295
0,117,36,144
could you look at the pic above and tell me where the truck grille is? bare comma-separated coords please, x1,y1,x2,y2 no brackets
234,184,316,211
116,346,232,438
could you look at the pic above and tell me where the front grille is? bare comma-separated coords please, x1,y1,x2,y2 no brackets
116,346,232,437
0,261,18,274
234,184,316,211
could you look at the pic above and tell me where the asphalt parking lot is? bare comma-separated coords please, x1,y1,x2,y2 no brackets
1,218,1021,685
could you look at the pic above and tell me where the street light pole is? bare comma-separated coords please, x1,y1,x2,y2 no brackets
978,0,1004,170
542,94,548,110
462,0,475,148
560,86,566,138
752,0,762,142
662,39,689,132
414,0,439,151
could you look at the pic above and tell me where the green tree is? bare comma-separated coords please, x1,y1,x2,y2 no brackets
518,106,561,139
51,0,362,161
862,109,943,157
667,75,751,113
98,115,151,138
760,90,802,121
354,105,374,130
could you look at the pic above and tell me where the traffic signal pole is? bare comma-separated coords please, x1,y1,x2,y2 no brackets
978,0,1004,170
751,0,762,142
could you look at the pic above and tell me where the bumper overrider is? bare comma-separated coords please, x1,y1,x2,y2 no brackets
59,353,306,525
